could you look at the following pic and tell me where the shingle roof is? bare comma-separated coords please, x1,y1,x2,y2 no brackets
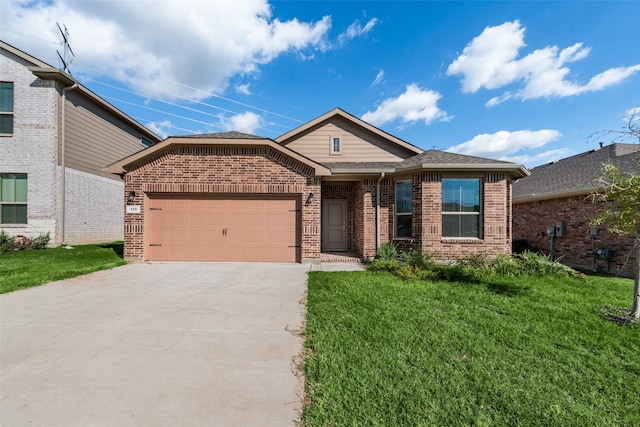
175,131,265,139
399,150,516,168
513,143,640,202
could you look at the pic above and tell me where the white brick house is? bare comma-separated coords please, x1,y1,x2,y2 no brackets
1,41,161,245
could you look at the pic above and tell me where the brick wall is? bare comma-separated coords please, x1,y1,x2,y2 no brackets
514,196,637,277
123,145,320,261
1,48,59,242
385,173,514,260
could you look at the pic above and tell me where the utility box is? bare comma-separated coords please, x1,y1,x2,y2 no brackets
547,225,556,237
555,221,566,238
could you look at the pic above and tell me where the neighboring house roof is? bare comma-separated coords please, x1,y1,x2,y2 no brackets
513,143,640,203
1,40,161,144
275,107,423,155
107,133,332,176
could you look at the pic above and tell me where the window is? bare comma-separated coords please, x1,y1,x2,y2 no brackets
1,174,27,224
331,137,340,154
141,137,153,147
0,82,14,135
395,180,412,238
442,178,481,238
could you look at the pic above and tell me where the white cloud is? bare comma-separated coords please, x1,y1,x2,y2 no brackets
372,69,385,86
337,18,378,45
506,148,572,167
362,84,452,127
446,129,562,159
144,120,172,139
236,84,252,95
221,111,263,134
447,20,640,105
1,0,332,99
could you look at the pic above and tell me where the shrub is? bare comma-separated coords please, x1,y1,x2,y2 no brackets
515,251,586,280
401,249,433,270
0,230,15,254
31,232,50,250
0,231,51,254
374,242,398,262
492,253,521,276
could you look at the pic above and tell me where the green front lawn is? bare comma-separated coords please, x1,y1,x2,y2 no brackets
0,242,126,294
302,271,639,426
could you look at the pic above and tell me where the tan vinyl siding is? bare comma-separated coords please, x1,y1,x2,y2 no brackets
64,91,149,180
282,118,416,163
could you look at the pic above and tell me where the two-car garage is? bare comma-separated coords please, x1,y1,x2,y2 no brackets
145,195,300,262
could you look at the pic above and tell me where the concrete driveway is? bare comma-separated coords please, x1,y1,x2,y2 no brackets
0,262,312,426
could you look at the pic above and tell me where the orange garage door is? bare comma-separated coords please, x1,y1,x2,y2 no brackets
146,195,299,262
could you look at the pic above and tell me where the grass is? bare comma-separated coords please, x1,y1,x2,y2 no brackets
0,242,126,294
302,271,640,426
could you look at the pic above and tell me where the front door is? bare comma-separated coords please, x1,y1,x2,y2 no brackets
322,199,348,251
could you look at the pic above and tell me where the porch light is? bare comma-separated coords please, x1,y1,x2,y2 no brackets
306,192,314,205
127,191,136,203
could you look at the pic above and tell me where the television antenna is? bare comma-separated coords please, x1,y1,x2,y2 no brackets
56,22,74,74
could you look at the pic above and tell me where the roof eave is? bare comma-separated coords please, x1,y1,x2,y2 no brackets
513,186,599,204
107,137,332,176
396,163,530,178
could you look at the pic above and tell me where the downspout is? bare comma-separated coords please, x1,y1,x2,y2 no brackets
60,83,78,245
375,172,385,252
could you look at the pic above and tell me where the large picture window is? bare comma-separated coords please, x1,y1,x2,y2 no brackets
0,82,14,135
442,178,480,238
395,180,412,238
1,174,27,224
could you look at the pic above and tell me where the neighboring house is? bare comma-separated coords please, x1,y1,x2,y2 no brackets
0,41,161,245
513,143,640,277
108,108,528,263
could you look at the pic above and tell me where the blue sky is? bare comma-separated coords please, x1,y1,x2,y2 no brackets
2,0,639,167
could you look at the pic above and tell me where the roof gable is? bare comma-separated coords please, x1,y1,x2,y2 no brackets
275,108,423,158
107,133,331,176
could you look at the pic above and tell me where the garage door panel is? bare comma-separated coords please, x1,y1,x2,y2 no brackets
146,196,299,262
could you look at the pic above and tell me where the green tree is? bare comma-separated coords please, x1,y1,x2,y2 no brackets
590,108,640,318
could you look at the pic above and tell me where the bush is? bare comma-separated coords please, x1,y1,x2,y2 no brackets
0,230,15,254
31,232,50,250
402,249,433,270
374,242,398,262
0,231,51,254
515,251,586,280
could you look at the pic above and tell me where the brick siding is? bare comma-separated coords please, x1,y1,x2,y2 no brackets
514,196,637,277
123,145,320,261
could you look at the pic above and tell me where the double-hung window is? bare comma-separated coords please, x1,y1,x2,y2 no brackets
395,180,412,238
1,174,27,224
0,82,14,135
442,178,481,238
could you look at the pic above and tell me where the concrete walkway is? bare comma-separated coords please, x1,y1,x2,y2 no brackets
0,262,322,426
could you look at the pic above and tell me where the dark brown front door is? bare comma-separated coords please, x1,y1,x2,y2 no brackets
322,199,347,251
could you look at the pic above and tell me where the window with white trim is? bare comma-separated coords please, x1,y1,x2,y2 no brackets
1,174,27,224
0,82,14,135
442,178,481,238
331,137,340,154
395,180,412,238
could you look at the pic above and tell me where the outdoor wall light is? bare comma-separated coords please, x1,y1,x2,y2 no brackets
128,191,136,203
306,192,314,205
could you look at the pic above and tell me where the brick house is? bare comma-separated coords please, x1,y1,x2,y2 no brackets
0,41,161,245
513,143,640,277
108,108,529,263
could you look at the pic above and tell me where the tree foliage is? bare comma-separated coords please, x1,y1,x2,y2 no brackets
590,107,640,318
